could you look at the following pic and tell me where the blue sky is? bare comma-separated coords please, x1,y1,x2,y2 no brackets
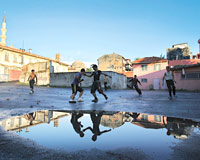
1,0,200,64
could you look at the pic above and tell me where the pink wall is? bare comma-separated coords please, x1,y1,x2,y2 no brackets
174,67,200,91
133,62,168,90
9,70,21,81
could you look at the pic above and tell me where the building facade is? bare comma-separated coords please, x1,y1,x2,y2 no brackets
167,43,193,60
98,53,133,77
132,57,168,90
0,15,69,83
173,64,200,91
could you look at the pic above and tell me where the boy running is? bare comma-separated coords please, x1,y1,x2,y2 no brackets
85,64,112,102
69,68,85,103
28,69,37,94
163,66,176,99
129,75,142,95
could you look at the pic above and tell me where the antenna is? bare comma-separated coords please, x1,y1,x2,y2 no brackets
22,40,24,51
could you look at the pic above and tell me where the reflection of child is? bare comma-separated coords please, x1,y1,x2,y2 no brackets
83,112,111,141
24,112,36,125
28,70,37,94
70,112,84,137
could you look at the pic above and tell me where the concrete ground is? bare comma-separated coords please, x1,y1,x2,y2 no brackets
0,83,200,160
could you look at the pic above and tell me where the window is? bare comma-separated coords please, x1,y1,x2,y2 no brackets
154,64,161,71
154,115,161,122
181,72,200,79
141,64,147,71
5,52,9,61
4,67,8,74
21,55,24,64
141,115,148,121
141,78,148,83
13,55,17,63
10,119,14,128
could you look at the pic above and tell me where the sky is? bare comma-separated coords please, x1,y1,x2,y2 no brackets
0,0,200,64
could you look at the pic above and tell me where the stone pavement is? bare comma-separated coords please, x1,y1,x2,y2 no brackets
0,83,200,121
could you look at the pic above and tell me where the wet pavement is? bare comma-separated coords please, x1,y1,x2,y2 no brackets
0,83,200,160
0,83,200,121
0,109,199,160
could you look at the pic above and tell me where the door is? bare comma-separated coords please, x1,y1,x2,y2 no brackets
153,78,160,90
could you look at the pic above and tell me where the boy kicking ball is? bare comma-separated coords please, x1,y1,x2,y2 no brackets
85,64,112,103
69,68,86,103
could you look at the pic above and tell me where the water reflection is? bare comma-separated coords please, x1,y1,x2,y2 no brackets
71,111,84,137
0,110,199,141
83,111,111,141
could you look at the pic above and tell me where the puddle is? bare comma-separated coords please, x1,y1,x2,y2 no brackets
0,110,200,158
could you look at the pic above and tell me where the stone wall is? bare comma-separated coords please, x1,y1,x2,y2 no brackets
98,53,124,73
50,71,127,89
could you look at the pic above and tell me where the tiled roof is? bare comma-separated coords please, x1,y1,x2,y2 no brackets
0,45,69,66
172,63,200,70
169,59,200,67
132,57,167,64
121,71,133,77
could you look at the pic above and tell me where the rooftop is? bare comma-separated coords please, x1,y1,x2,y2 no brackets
132,57,167,64
0,45,69,66
169,59,200,67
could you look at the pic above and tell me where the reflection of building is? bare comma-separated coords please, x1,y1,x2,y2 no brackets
132,57,168,90
98,53,133,77
0,110,68,131
101,112,125,129
132,114,167,129
167,43,193,60
0,15,69,82
166,117,197,140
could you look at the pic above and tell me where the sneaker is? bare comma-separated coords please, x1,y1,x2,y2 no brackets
92,98,98,103
69,99,76,103
104,95,108,100
173,95,177,98
29,91,33,94
78,98,84,102
168,96,173,99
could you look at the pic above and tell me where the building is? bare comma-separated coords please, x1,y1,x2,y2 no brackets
132,57,168,90
68,60,86,72
132,56,200,91
0,15,69,82
98,53,133,77
172,64,200,91
167,43,193,60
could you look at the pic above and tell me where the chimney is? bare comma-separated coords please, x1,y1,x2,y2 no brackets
29,49,32,53
56,53,60,61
